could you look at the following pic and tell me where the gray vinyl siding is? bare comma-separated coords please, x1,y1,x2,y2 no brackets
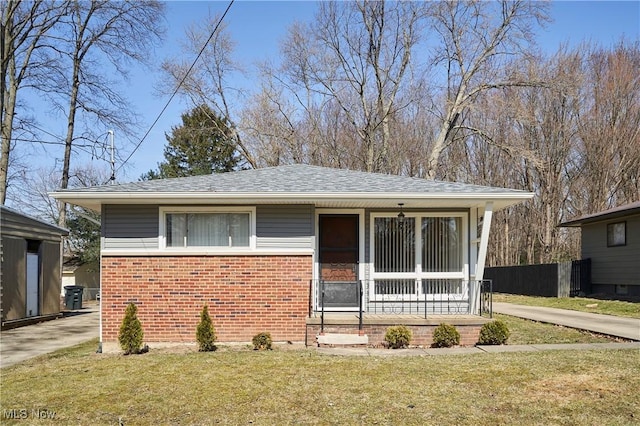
256,205,314,249
102,205,158,250
581,214,640,286
102,204,314,250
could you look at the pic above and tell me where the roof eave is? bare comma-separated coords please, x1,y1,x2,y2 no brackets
560,207,640,227
50,191,533,212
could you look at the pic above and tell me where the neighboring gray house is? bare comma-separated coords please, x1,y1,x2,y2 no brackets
561,201,640,297
51,165,533,347
1,206,69,328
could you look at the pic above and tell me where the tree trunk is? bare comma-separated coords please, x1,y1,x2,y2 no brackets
58,54,80,227
0,84,15,204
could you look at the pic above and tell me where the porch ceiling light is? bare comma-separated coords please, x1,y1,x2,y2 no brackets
397,203,405,222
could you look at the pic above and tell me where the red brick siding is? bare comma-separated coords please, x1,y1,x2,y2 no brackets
102,255,312,343
307,324,483,347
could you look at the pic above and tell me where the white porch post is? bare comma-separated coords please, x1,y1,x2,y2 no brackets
476,202,494,281
471,202,493,315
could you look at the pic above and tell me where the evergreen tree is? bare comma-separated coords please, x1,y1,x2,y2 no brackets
66,207,101,264
141,104,240,180
196,305,217,352
118,303,144,355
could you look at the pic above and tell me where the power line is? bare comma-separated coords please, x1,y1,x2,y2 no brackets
29,123,66,141
115,0,235,176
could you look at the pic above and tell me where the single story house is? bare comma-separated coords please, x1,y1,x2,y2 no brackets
51,165,533,347
560,201,640,298
1,206,69,329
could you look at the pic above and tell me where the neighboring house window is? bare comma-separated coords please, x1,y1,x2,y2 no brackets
607,222,626,247
160,207,254,249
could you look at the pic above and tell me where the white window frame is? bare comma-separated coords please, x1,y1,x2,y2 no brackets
607,221,626,247
159,206,256,251
369,212,469,300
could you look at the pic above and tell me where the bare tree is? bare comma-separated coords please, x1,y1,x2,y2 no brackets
575,42,640,213
13,163,109,257
11,162,108,222
44,0,164,227
0,0,68,204
425,0,549,179
265,1,424,172
159,15,256,169
240,83,299,167
455,42,639,266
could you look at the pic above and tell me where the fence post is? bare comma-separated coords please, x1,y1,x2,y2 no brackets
557,262,571,298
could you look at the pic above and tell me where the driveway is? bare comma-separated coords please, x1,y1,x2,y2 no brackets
493,302,640,341
1,304,100,368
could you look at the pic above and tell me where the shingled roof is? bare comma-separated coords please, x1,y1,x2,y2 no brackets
560,201,640,227
50,164,533,211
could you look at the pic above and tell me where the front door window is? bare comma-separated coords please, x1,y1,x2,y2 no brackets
318,215,359,309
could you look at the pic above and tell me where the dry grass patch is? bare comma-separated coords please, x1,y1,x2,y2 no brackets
493,313,617,344
528,372,619,402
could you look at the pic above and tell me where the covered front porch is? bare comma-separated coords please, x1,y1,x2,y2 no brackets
306,279,493,347
309,203,496,346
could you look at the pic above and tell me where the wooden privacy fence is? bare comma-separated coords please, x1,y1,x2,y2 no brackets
484,259,591,297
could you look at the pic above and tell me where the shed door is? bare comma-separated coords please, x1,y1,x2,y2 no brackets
318,215,359,309
26,251,40,317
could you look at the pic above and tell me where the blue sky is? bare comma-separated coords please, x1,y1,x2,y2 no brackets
23,1,640,184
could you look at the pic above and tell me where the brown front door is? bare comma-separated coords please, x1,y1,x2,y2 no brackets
319,215,359,308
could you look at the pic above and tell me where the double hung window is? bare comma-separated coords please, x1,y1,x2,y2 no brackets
162,208,253,249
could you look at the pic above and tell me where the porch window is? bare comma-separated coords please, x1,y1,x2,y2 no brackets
422,217,462,272
374,217,415,272
372,213,467,296
161,208,253,248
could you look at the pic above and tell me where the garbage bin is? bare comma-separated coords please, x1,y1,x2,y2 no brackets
64,285,84,310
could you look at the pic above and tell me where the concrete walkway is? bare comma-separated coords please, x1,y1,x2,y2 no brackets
317,341,640,357
493,302,640,341
0,304,99,368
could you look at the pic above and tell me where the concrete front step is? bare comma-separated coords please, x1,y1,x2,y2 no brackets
317,333,369,346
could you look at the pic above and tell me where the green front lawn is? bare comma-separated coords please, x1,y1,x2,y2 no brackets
493,314,622,344
1,339,638,425
493,293,640,319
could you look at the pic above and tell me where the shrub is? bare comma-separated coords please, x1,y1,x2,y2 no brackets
252,332,273,350
196,305,217,352
478,320,510,345
432,323,460,348
118,303,144,355
384,325,413,349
